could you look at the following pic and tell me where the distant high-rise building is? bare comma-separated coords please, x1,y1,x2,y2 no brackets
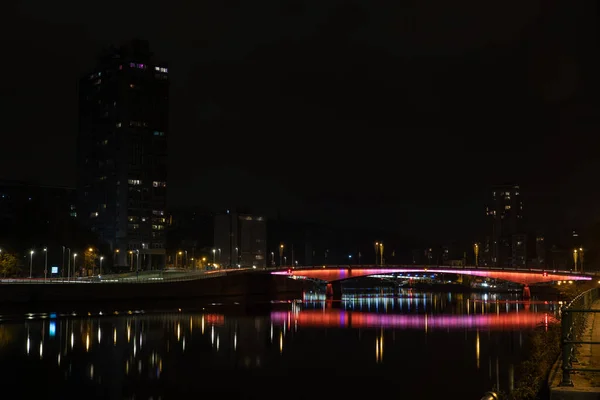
486,185,525,267
535,235,546,268
77,40,168,269
214,211,266,268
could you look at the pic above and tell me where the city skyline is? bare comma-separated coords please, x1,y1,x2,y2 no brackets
0,1,598,245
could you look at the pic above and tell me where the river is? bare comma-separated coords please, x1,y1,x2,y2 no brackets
0,290,559,399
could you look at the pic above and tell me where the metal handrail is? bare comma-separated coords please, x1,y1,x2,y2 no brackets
560,287,600,386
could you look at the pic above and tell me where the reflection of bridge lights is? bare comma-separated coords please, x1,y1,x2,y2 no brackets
234,332,237,351
271,310,558,330
127,325,131,343
26,336,30,355
86,333,90,352
113,328,117,345
177,323,181,341
70,332,74,349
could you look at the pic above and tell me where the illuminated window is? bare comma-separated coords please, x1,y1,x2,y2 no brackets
153,131,165,136
152,224,165,230
505,205,511,210
128,179,142,185
152,181,166,188
116,122,122,128
152,210,164,216
90,212,99,218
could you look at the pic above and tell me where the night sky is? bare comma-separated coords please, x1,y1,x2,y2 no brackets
1,1,597,243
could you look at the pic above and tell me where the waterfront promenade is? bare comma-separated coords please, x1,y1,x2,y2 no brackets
550,300,600,399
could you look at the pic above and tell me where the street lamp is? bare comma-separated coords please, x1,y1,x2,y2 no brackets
212,249,216,267
573,249,578,272
374,242,379,266
473,243,479,267
73,253,78,277
67,248,71,280
99,256,104,275
279,244,284,267
580,247,584,273
29,250,34,278
135,250,140,277
43,247,48,281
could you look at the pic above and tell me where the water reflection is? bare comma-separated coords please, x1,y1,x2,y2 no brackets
0,292,560,399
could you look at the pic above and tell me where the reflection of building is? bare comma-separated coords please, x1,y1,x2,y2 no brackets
77,40,168,269
486,185,525,267
214,211,266,267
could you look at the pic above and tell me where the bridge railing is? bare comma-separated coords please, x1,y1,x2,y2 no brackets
271,264,593,276
0,270,228,284
560,287,600,386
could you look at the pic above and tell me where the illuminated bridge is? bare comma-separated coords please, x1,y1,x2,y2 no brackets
271,265,593,298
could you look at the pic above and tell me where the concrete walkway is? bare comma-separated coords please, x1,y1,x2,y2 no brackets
550,300,600,400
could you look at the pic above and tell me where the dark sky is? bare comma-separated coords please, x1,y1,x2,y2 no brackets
0,0,598,243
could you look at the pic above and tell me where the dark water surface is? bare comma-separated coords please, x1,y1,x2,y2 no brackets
0,291,559,399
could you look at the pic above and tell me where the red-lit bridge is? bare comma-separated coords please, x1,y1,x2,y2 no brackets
271,265,593,298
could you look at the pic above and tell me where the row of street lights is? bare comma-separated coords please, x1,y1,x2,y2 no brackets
26,247,105,280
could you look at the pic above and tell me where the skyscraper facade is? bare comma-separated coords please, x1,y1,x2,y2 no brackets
486,185,525,267
77,40,168,269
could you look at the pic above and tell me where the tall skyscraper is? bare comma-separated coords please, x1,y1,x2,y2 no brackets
486,185,525,267
214,211,267,268
78,40,168,270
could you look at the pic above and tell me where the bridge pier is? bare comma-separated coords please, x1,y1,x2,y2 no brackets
522,285,531,299
325,281,343,300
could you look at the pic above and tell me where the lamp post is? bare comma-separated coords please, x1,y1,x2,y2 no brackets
99,256,104,275
136,250,140,278
73,253,78,277
380,242,384,265
43,247,48,281
62,246,65,278
374,242,379,266
279,244,284,267
29,250,34,278
178,251,183,269
473,243,479,267
88,248,94,276
235,247,239,267
67,248,71,280
573,249,578,272
212,249,216,267
580,247,584,273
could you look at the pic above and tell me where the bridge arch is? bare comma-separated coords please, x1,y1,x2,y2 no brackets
272,266,592,286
